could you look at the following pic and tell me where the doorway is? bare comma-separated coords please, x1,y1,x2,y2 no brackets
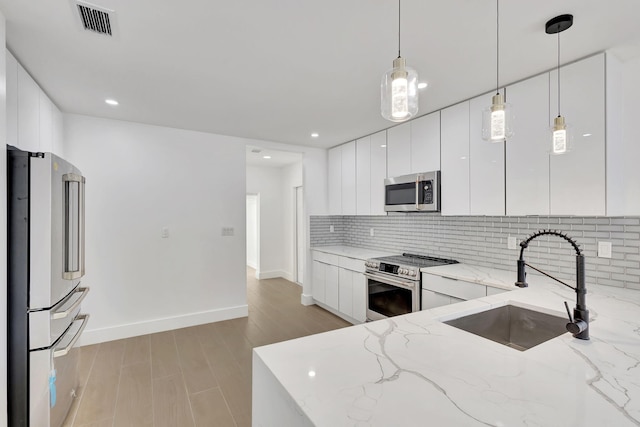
295,186,304,285
246,194,259,273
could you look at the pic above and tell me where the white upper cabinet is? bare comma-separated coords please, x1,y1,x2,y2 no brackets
52,105,64,158
341,141,357,215
410,111,441,173
328,146,342,215
39,91,54,153
17,63,40,152
370,131,387,215
469,92,505,215
387,122,411,177
441,101,470,215
356,136,371,215
549,54,606,216
7,50,18,148
505,73,550,215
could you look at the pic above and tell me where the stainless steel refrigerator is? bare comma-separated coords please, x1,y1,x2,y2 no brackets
7,146,90,427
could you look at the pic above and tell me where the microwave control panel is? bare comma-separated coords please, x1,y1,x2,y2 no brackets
423,180,433,204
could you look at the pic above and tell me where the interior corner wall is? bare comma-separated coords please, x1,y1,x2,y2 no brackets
246,165,287,279
63,114,248,345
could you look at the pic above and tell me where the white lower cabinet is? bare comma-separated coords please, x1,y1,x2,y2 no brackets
421,272,508,310
312,251,367,323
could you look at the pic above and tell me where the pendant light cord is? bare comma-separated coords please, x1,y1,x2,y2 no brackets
557,31,561,116
496,0,499,94
398,0,401,58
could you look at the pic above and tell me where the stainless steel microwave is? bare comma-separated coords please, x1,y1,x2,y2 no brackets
384,171,440,212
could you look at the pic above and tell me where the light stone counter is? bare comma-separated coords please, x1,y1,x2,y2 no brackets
311,245,397,261
420,263,520,291
253,265,640,426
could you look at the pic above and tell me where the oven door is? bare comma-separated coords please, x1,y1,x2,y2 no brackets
364,273,420,321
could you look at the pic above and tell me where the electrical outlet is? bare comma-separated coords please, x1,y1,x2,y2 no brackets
222,227,235,237
508,236,517,250
161,227,169,238
598,241,612,258
330,225,334,233
370,228,375,237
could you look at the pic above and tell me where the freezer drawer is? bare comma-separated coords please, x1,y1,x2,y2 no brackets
30,286,89,350
30,314,89,427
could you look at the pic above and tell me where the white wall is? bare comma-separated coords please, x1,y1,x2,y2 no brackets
281,162,303,281
64,114,248,345
246,194,258,269
0,11,8,427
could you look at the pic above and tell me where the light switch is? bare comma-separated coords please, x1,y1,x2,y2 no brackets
161,227,169,238
598,241,612,258
222,227,235,236
370,228,375,237
508,236,517,250
330,225,334,233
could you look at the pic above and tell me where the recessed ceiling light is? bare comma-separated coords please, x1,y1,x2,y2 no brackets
381,144,387,148
105,99,119,106
263,155,272,159
418,82,428,89
583,133,592,137
308,370,316,377
311,133,319,138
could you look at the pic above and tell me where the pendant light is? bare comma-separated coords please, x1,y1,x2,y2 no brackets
482,0,513,142
546,14,573,155
381,0,419,122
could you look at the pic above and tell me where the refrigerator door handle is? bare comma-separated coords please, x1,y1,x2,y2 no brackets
62,173,86,280
53,314,89,358
51,287,90,320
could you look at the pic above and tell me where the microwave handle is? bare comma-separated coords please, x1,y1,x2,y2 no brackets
415,175,421,210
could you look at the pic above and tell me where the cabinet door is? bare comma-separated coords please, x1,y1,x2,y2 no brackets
370,131,388,215
328,146,342,215
387,122,411,177
338,268,353,317
549,54,606,215
39,92,53,153
469,92,505,215
341,141,357,215
441,101,470,215
356,136,371,215
52,105,64,158
17,64,40,151
505,73,550,215
6,50,18,147
312,261,326,303
410,111,440,173
325,265,340,311
352,273,367,323
421,289,451,310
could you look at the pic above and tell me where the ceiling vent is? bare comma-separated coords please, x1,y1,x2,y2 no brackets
75,1,115,36
251,148,262,153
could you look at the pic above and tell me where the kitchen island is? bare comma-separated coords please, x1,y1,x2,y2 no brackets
253,264,640,426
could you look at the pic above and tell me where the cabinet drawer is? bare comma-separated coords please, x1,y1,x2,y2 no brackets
338,256,365,273
313,251,340,265
422,273,485,300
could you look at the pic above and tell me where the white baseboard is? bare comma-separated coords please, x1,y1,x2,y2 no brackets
300,293,314,306
256,269,289,280
313,301,360,325
247,261,257,269
78,305,248,346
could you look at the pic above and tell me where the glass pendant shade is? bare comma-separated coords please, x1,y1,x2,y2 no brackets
550,115,572,155
381,57,418,122
482,93,513,142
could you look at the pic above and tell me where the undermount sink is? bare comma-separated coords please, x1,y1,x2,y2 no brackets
443,304,568,351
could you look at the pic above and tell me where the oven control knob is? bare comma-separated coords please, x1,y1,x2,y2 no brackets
409,270,416,276
400,268,407,275
365,262,370,267
373,263,379,268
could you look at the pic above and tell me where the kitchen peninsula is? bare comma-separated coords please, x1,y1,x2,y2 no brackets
253,265,640,426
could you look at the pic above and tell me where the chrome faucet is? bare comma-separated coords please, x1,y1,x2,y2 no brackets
515,230,589,340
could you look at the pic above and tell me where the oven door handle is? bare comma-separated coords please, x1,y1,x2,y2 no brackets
364,273,417,290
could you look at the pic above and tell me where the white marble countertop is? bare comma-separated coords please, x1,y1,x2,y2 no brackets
254,266,640,426
311,245,396,261
421,263,520,291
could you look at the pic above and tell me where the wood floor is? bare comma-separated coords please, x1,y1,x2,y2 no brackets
63,268,351,427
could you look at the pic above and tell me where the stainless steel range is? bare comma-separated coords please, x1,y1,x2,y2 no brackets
364,253,458,320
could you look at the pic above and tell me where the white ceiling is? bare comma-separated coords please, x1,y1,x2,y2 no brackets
2,0,640,149
246,145,302,168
